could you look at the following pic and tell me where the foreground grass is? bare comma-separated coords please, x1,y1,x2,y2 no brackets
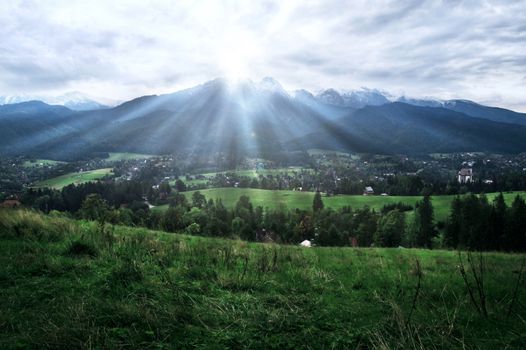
155,188,526,221
33,168,114,189
1,209,525,349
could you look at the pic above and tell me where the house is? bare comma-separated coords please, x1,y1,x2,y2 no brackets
458,168,473,183
363,186,374,195
0,199,21,208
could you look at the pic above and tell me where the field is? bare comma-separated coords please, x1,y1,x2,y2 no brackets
22,159,66,168
105,152,155,161
155,188,526,221
0,209,525,348
307,148,353,157
172,167,313,186
33,168,114,189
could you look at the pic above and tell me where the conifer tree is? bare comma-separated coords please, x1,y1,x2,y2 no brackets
312,191,324,213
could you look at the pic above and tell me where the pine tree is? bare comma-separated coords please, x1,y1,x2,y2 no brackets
506,195,526,252
488,193,507,250
312,191,324,213
415,195,435,248
445,196,462,248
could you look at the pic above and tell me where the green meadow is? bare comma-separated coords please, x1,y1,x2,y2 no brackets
172,167,313,186
155,188,526,222
105,152,155,161
0,209,524,349
22,159,66,168
33,168,114,189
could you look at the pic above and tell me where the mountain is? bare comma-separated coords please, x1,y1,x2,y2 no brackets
0,78,353,159
396,97,526,126
0,91,113,111
316,88,390,108
396,96,443,108
442,100,526,126
290,103,526,154
0,101,84,158
1,78,526,159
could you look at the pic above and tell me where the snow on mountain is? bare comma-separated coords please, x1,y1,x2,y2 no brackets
0,91,117,111
257,77,289,96
396,96,444,107
315,88,390,108
316,88,345,106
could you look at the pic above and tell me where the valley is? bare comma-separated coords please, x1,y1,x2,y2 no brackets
3,2,526,349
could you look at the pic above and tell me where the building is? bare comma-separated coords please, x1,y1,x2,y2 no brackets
363,186,374,195
458,168,473,183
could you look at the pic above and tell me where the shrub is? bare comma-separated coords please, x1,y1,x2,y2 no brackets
65,240,98,258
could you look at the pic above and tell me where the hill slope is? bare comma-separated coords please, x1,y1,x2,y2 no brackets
291,103,526,154
1,209,525,348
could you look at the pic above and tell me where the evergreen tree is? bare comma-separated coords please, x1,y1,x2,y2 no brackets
353,207,377,247
317,223,342,246
477,194,492,250
174,179,186,192
415,195,435,248
461,194,481,249
506,195,526,251
445,196,462,248
312,191,324,212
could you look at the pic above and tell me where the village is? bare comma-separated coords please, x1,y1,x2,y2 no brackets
2,151,526,205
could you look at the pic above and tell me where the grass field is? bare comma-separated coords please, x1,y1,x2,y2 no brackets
307,148,352,157
33,168,114,189
0,209,525,348
155,188,526,221
171,167,313,186
22,159,66,168
105,152,155,161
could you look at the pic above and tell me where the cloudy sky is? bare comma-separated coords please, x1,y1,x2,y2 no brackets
1,0,525,110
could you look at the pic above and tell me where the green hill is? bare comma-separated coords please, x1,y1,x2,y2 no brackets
106,152,155,161
33,168,114,189
155,188,526,222
1,209,525,349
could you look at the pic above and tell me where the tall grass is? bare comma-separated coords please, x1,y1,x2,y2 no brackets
0,208,525,349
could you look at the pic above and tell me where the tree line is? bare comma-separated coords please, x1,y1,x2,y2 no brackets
17,181,526,251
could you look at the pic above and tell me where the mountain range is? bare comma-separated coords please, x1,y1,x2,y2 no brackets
0,91,114,111
1,77,526,160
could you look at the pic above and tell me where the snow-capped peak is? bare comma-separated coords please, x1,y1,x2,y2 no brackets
0,91,118,111
257,77,289,96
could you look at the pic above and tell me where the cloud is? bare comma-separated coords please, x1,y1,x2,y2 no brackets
0,0,525,110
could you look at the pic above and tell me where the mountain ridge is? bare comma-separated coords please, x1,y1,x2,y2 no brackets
1,78,526,159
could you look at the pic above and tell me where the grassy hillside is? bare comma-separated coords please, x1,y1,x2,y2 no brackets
22,159,66,168
0,209,525,349
171,167,313,186
33,168,113,189
106,152,155,161
155,188,526,221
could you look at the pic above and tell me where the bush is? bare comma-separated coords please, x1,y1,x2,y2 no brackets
65,240,98,258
